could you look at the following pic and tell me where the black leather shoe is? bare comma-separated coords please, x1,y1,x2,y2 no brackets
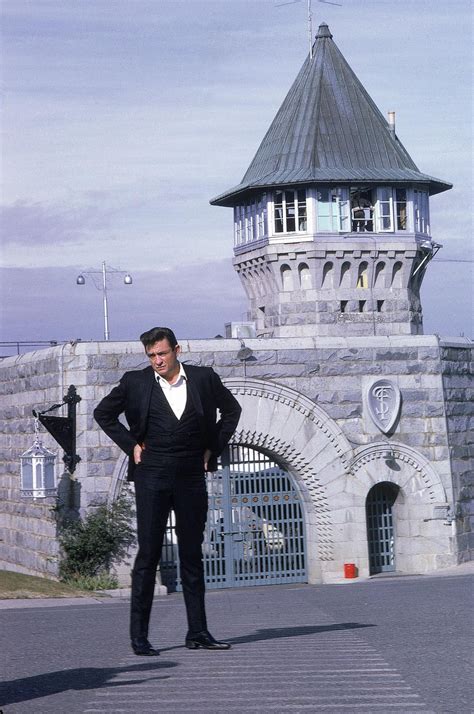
185,631,231,650
131,637,159,656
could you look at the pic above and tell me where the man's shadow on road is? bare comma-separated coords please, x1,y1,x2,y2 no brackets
229,622,374,645
0,660,178,707
158,622,374,652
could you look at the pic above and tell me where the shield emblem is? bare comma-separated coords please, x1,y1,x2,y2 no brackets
367,379,401,434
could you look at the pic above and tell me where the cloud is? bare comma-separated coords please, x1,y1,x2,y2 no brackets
0,199,109,248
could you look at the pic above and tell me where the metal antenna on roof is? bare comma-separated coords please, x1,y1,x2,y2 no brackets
275,0,342,59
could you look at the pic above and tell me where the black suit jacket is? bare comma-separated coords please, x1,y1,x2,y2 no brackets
93,364,242,481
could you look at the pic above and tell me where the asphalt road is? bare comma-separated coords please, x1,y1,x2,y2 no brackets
0,570,472,713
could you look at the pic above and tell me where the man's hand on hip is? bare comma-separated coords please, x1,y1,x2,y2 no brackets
134,444,144,464
203,449,212,471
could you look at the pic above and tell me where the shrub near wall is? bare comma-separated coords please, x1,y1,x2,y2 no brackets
58,491,136,590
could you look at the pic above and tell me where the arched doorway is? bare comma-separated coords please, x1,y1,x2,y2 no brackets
161,444,307,591
366,482,400,574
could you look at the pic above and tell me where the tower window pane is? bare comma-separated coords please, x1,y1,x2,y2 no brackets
285,191,296,232
317,187,348,232
395,189,407,230
273,190,307,234
377,187,393,232
414,189,429,234
234,195,268,247
297,190,307,230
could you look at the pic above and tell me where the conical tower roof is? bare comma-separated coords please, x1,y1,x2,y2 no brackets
211,23,451,206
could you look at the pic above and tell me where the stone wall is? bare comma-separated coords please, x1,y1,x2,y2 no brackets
440,340,474,561
234,238,425,337
0,342,148,576
0,335,472,579
0,347,63,576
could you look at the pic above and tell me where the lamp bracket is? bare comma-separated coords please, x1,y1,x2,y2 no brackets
33,385,82,474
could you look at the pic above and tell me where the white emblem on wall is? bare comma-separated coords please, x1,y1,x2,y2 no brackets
367,379,401,434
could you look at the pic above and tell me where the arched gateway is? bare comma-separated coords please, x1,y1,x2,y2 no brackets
366,482,400,574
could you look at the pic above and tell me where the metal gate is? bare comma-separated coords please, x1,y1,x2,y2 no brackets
160,444,307,590
366,482,399,574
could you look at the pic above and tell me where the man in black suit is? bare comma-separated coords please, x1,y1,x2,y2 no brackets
94,326,241,656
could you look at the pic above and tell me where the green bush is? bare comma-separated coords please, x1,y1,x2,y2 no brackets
58,491,136,584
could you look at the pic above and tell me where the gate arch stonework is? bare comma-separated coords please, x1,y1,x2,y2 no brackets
350,442,450,574
223,378,353,582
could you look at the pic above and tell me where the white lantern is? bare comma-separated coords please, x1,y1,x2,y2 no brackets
20,423,56,498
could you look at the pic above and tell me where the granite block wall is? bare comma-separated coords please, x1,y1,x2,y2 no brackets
0,335,472,579
440,340,474,561
0,347,64,576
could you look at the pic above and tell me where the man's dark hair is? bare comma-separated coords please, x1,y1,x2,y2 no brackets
140,327,178,350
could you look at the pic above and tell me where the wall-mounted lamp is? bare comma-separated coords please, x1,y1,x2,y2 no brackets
20,418,57,498
237,340,255,376
383,446,397,467
237,340,254,361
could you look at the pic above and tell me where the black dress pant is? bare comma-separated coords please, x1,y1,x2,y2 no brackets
130,456,208,640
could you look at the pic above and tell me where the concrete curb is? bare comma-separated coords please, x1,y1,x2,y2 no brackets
0,563,471,609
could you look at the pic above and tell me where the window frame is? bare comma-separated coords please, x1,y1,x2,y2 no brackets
376,187,394,232
234,194,268,247
414,188,430,235
273,189,308,235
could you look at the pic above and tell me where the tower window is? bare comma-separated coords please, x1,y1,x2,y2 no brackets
317,187,349,232
340,300,348,313
245,204,254,242
348,186,412,233
350,188,374,232
377,187,393,231
234,194,268,247
274,190,307,234
414,189,430,234
359,300,366,313
395,189,407,230
377,300,384,312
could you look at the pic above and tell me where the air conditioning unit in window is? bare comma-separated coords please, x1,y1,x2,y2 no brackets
225,322,257,339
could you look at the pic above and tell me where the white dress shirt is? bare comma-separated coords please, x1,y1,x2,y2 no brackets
156,364,187,419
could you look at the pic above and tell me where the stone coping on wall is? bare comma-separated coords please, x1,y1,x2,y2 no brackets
0,334,471,366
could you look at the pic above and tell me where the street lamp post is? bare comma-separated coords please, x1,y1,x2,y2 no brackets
76,261,133,341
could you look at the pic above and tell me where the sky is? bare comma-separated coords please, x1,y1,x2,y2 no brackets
1,0,472,350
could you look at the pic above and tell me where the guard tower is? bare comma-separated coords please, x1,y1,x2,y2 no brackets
211,23,452,337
